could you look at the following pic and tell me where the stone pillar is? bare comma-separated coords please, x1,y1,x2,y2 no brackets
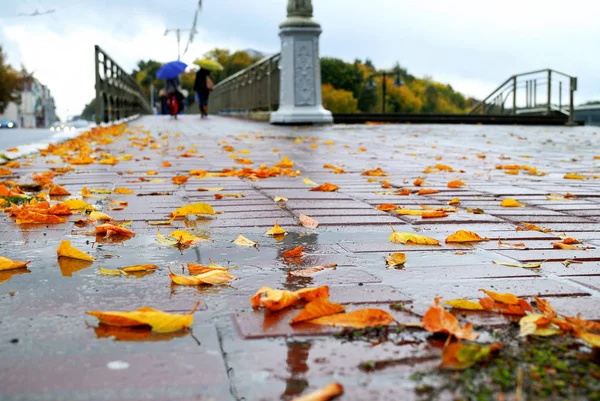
270,0,333,125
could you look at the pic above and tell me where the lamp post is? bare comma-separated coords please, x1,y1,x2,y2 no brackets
366,71,403,114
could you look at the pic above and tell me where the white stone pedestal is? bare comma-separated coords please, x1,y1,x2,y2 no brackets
270,26,333,125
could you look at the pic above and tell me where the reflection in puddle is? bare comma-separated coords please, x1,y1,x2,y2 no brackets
57,257,93,277
92,323,192,342
0,268,31,284
281,341,312,400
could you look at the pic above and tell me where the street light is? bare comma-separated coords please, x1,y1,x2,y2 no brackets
366,71,403,114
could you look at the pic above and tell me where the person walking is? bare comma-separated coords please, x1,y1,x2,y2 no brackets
194,68,213,119
165,76,181,119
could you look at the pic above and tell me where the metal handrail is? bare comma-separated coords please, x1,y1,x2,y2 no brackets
469,68,577,125
94,45,151,124
208,52,281,114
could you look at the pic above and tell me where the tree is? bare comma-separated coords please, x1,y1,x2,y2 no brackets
80,98,96,121
0,46,23,113
203,49,262,84
321,84,358,113
320,58,363,98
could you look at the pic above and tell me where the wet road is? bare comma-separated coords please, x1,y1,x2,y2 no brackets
0,128,53,151
2,115,600,400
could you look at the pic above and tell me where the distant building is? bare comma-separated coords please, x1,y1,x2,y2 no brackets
0,78,57,128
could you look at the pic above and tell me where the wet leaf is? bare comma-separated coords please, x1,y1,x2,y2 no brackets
479,297,533,316
362,168,387,177
447,180,466,188
564,173,586,180
233,234,258,248
553,241,587,250
574,330,600,348
89,211,114,221
381,180,391,189
565,316,600,332
389,227,440,245
291,382,344,401
516,222,551,233
396,209,427,216
169,230,209,244
519,314,562,337
413,178,424,186
417,188,440,195
421,211,448,218
310,183,339,192
274,196,288,202
157,230,178,246
299,214,319,228
283,246,303,258
296,286,329,302
188,259,235,275
56,240,95,261
422,297,478,340
376,204,397,211
168,266,235,286
171,176,189,185
121,264,158,273
448,197,461,205
307,308,394,328
87,301,199,333
479,289,519,305
0,256,31,271
288,264,337,277
265,220,286,236
445,230,484,243
441,342,503,370
251,287,300,311
95,223,136,237
98,267,123,276
49,184,71,196
58,257,93,277
63,199,93,210
492,260,543,268
385,252,406,268
303,177,318,186
277,156,294,168
113,187,134,195
170,202,215,218
444,299,485,311
500,198,523,207
497,239,527,249
290,298,346,324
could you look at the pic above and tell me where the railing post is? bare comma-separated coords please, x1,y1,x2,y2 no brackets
512,76,517,115
533,79,537,108
559,81,562,111
546,70,552,115
567,77,577,126
94,46,101,125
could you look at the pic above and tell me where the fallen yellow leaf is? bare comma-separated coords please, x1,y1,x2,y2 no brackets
445,230,484,243
299,214,319,228
291,383,344,401
265,220,286,236
385,252,406,267
233,234,258,248
290,298,345,324
56,240,95,261
168,266,235,286
87,301,199,333
444,299,485,311
389,226,439,245
171,202,215,218
288,264,337,277
306,308,394,328
492,260,543,268
500,198,523,207
0,256,31,271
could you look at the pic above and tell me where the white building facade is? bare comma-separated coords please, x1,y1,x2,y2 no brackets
0,79,56,128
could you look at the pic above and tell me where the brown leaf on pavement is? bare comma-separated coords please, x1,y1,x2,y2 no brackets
299,214,319,228
288,264,337,277
290,298,346,324
422,296,478,340
291,383,344,401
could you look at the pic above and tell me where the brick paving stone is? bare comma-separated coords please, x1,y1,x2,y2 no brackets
5,116,600,400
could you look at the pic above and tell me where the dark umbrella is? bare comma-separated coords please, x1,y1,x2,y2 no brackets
156,61,187,80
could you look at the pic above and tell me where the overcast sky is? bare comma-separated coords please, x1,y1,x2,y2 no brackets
1,0,599,120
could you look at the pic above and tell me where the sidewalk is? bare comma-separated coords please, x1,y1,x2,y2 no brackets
1,115,600,400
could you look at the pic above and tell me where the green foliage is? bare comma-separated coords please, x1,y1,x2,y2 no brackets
203,49,262,84
321,84,358,113
321,58,364,98
321,57,474,114
0,46,23,114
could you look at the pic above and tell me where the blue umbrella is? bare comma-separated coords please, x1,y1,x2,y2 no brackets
156,60,187,80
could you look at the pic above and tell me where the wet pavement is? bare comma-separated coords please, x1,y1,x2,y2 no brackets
1,115,600,400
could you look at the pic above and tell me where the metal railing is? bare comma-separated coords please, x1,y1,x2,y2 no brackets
94,45,151,124
208,53,281,115
469,69,577,125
